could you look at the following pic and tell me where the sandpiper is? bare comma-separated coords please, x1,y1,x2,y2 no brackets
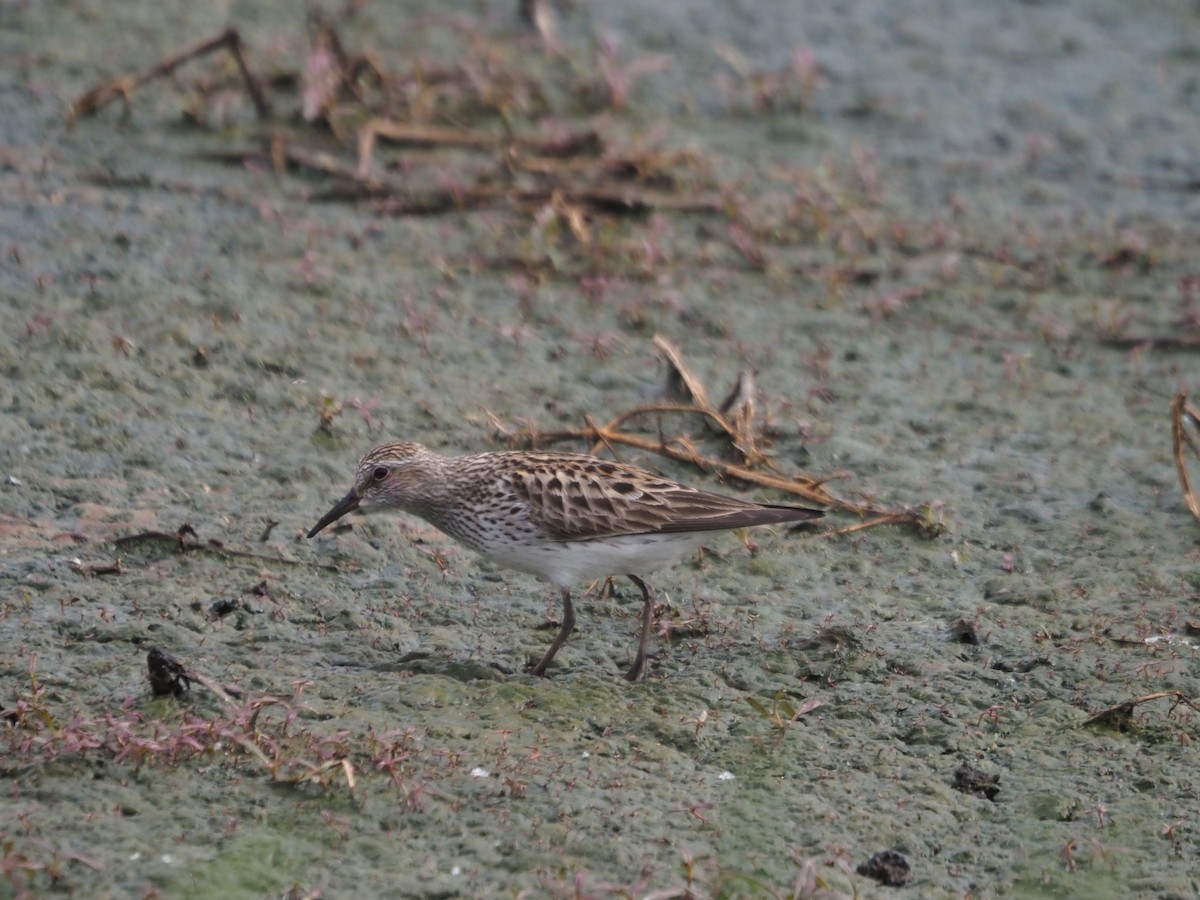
308,441,823,680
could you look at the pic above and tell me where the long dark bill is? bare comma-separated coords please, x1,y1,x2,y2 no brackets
307,490,361,538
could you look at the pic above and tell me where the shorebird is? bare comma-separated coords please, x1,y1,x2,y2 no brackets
308,441,823,680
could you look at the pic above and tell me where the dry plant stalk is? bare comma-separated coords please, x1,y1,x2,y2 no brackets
358,118,498,176
67,27,270,125
505,335,939,536
1171,391,1200,521
65,20,721,223
1083,690,1200,730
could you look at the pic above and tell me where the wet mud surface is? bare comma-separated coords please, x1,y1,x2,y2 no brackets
3,0,1199,896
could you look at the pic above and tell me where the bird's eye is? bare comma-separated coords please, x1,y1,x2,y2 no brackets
372,466,388,481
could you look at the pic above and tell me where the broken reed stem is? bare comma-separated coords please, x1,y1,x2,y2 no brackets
65,24,720,217
553,415,928,529
1171,391,1200,521
532,414,833,503
1083,690,1200,730
67,27,269,125
522,336,937,534
518,340,936,528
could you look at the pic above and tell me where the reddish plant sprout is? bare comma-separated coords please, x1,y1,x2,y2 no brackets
1177,275,1200,330
302,41,340,121
592,32,669,110
578,274,624,312
714,42,823,112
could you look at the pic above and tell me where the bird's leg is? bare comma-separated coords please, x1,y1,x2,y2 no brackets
529,587,574,676
625,575,657,682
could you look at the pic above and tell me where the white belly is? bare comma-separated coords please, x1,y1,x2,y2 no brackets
480,532,709,587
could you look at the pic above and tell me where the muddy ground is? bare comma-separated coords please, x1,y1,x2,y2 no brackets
2,0,1199,896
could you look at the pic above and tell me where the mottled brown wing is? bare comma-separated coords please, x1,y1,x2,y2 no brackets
508,453,822,540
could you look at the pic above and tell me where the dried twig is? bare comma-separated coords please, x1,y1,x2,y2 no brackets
543,415,834,506
505,336,938,535
67,27,269,125
1083,690,1200,731
357,118,497,176
69,558,124,576
66,20,722,230
1103,336,1200,350
1171,391,1200,521
655,333,713,410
